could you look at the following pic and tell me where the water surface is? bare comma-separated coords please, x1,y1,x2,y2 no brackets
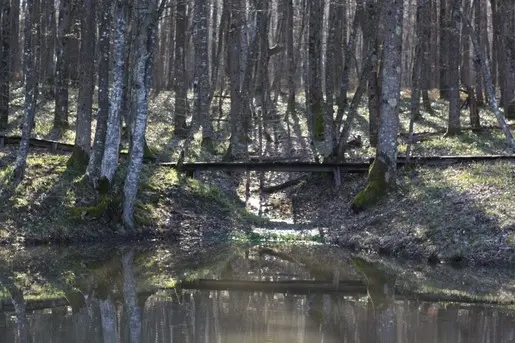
0,243,514,343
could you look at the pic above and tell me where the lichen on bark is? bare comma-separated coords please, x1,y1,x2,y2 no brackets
351,156,392,213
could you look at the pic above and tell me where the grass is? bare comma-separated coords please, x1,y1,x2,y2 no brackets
0,147,264,244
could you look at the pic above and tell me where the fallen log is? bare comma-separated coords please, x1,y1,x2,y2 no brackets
261,177,308,194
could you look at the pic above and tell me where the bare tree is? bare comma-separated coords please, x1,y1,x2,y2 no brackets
69,0,96,170
54,0,73,130
351,0,404,212
194,0,214,152
122,0,163,229
445,0,461,136
308,0,324,141
0,0,10,130
100,0,127,192
12,0,40,184
173,0,188,138
86,0,112,185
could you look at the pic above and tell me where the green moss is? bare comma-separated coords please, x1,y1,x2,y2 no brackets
312,102,325,141
67,146,89,172
70,194,121,220
351,157,391,213
506,100,515,119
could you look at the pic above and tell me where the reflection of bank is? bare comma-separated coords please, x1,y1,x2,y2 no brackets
0,249,145,343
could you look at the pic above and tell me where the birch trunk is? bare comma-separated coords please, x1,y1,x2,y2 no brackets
351,0,404,212
100,1,127,193
0,0,9,130
122,0,161,229
54,0,72,129
12,0,39,184
87,0,112,185
69,0,96,171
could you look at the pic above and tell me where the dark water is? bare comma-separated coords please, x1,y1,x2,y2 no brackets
0,243,514,343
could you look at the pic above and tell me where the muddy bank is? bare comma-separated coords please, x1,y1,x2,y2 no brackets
273,161,515,267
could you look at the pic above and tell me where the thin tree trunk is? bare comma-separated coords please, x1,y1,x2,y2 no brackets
227,0,246,160
121,250,142,342
69,0,96,171
308,0,324,141
0,0,10,130
100,1,127,193
460,9,515,151
12,0,39,184
87,0,112,185
54,0,72,130
324,0,338,154
500,0,515,118
39,0,56,99
286,0,295,114
351,0,404,212
445,0,461,136
173,0,188,138
194,0,214,152
439,0,449,99
9,0,20,81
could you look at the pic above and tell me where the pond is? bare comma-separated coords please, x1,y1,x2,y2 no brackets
0,243,514,343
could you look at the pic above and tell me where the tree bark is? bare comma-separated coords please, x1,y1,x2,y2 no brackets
87,0,112,185
54,0,73,130
0,0,10,130
500,0,515,118
460,9,515,151
12,0,40,184
351,0,404,213
194,0,214,152
69,0,96,171
286,0,295,114
439,0,450,99
173,0,188,138
445,0,461,136
122,0,161,229
39,0,56,99
227,0,246,160
308,0,324,141
100,0,127,193
9,0,20,81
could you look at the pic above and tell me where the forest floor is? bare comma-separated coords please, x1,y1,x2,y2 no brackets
0,86,514,266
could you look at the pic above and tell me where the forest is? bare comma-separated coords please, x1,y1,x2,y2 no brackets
0,0,513,259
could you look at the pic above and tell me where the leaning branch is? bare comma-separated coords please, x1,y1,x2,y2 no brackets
459,6,515,151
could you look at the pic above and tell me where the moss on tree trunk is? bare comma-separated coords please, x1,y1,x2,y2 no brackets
312,102,325,141
351,158,392,213
67,146,89,172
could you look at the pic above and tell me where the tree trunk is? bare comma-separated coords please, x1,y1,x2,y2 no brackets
308,0,324,141
460,9,515,151
286,0,295,114
121,251,142,342
12,0,40,184
227,0,246,160
122,0,161,229
473,0,485,106
445,0,461,136
87,0,112,185
324,0,338,153
9,0,20,81
69,0,96,171
39,0,56,99
54,0,72,130
0,0,10,130
500,0,515,118
194,0,214,152
351,0,404,213
173,0,188,138
100,0,127,193
439,0,449,99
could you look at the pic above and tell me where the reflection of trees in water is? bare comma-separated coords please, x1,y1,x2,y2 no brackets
1,287,515,342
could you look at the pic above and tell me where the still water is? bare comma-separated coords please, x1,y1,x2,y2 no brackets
0,243,514,343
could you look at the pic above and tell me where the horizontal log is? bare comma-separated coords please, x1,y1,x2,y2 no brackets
178,279,367,294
